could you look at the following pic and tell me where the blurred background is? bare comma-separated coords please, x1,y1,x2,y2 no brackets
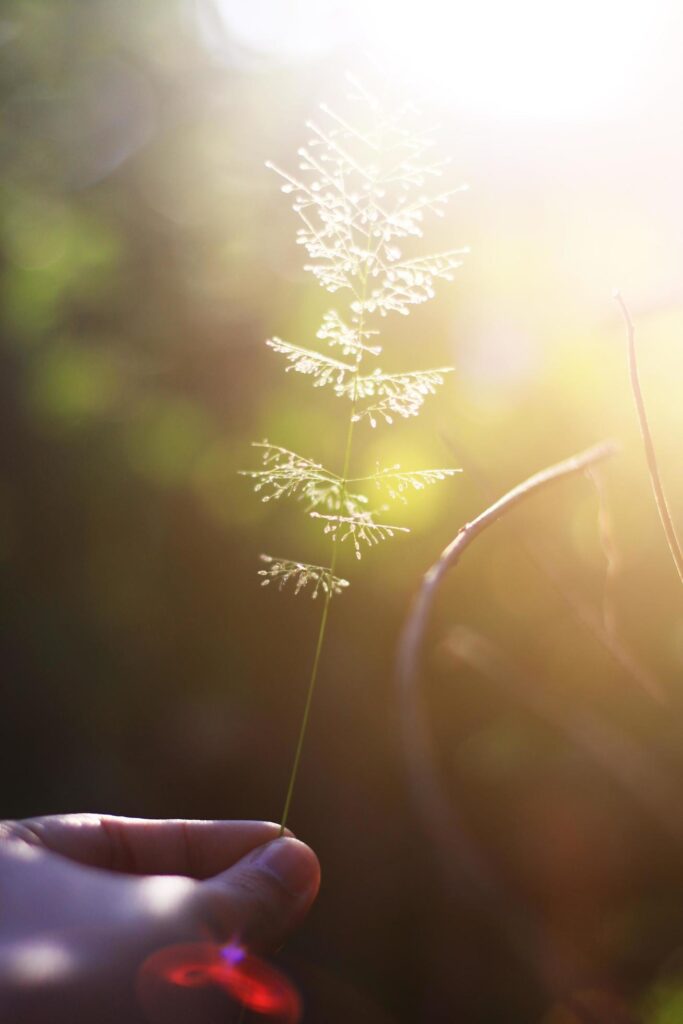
1,1,682,1021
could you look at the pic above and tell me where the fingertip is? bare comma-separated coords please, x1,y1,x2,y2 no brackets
257,822,296,840
195,837,320,951
245,837,320,902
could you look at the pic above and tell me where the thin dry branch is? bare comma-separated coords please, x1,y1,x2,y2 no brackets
441,434,662,700
398,440,617,694
394,440,616,986
615,292,683,586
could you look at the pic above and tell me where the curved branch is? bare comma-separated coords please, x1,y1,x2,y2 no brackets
394,440,617,977
440,434,662,700
398,440,617,695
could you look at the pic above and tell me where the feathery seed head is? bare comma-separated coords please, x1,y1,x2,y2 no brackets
246,80,467,595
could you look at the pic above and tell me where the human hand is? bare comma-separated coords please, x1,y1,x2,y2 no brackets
0,813,320,1023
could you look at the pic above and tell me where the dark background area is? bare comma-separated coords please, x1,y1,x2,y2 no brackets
1,2,682,1021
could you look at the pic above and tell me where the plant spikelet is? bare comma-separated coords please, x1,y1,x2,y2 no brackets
265,338,355,389
310,511,410,561
258,555,349,598
361,465,462,503
247,80,467,596
241,442,366,514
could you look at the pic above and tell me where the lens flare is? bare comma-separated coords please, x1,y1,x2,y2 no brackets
138,941,302,1022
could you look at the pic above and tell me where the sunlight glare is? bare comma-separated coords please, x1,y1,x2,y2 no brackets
206,0,670,121
361,0,663,120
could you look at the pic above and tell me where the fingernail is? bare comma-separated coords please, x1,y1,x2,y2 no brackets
249,838,317,897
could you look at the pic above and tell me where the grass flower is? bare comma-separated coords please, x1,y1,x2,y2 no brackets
242,76,468,830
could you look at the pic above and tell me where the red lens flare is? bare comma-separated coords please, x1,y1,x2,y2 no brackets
218,944,301,1017
138,942,302,1022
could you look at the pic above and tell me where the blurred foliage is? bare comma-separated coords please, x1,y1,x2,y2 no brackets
0,2,682,1022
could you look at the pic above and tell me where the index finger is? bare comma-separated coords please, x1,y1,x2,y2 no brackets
2,815,290,878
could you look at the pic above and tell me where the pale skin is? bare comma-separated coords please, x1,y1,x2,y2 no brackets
0,814,320,1023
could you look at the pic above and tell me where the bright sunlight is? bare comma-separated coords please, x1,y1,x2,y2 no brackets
209,0,673,119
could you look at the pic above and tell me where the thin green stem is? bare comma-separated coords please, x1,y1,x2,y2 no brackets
278,580,334,835
276,100,390,832
277,395,360,836
278,291,366,835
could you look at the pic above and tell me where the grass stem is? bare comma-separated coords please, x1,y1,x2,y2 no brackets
278,584,334,836
278,293,366,835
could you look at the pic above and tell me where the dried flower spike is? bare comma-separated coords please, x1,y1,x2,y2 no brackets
244,79,467,832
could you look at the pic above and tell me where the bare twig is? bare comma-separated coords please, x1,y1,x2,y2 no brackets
395,440,617,986
441,434,661,700
615,292,683,586
398,440,617,699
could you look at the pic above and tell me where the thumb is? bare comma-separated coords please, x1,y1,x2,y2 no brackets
193,837,320,952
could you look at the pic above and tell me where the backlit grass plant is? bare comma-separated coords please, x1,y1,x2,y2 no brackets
242,77,469,832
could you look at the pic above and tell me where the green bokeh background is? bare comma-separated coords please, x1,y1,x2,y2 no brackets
1,3,682,1021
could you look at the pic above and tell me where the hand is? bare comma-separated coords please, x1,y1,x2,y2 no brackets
0,813,320,1023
